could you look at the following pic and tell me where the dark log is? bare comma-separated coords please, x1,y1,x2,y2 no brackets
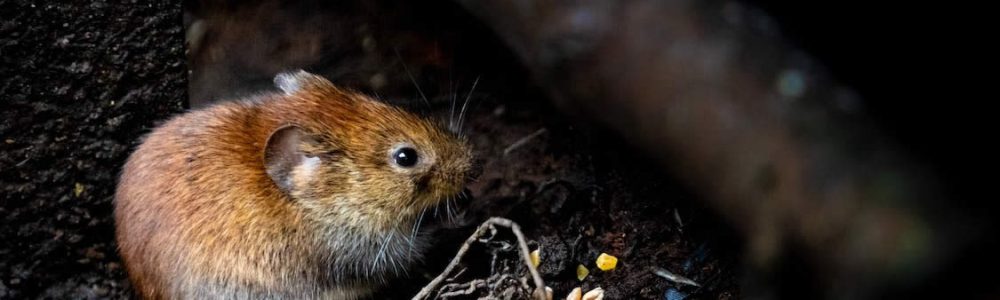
453,0,969,296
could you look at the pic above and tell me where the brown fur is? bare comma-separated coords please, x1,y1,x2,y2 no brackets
114,71,472,299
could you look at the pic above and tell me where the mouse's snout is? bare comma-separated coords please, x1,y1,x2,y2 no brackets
425,139,474,202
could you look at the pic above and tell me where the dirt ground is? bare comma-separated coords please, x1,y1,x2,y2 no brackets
1,1,186,298
0,0,741,299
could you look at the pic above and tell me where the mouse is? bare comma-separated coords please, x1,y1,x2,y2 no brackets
114,70,473,299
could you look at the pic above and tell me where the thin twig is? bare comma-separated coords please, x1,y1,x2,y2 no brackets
439,279,487,298
412,217,546,300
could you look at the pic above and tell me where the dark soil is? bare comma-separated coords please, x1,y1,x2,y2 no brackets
2,0,740,299
1,1,186,299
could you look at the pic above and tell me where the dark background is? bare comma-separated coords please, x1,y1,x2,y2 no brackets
750,1,994,297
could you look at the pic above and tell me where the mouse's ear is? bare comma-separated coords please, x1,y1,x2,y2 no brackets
274,70,333,95
264,125,312,193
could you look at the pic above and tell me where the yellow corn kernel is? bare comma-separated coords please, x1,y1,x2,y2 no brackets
595,253,618,271
530,249,541,268
576,264,589,281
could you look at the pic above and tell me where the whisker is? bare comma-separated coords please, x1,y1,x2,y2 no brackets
409,207,427,260
449,74,458,132
372,231,394,273
444,196,452,224
451,196,457,222
387,234,399,275
394,47,431,108
411,209,425,240
457,75,480,138
446,196,458,224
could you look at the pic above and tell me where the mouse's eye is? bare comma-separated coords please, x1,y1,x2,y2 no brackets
392,147,419,168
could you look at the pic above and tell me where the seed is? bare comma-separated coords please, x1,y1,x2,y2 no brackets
583,287,605,300
530,248,541,267
596,253,618,271
566,287,582,300
576,264,589,281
